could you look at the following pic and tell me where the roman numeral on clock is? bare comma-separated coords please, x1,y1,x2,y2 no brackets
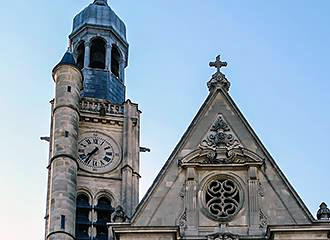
104,156,112,162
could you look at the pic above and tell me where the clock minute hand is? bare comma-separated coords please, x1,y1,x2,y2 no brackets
84,147,99,163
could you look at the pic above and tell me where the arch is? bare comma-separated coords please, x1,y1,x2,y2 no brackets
95,193,114,240
111,44,121,78
75,41,85,70
75,192,92,240
90,37,106,69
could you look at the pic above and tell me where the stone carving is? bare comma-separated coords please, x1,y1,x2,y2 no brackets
204,177,241,220
207,232,239,240
208,55,231,92
178,208,187,233
203,148,261,165
201,115,241,150
258,182,265,198
317,202,330,220
259,209,268,229
80,97,124,115
112,205,128,223
179,184,186,199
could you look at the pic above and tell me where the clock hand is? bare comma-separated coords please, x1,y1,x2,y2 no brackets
84,147,99,164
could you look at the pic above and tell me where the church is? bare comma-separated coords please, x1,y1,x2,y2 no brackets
44,1,330,239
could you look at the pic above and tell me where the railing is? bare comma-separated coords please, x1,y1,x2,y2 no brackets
80,98,124,115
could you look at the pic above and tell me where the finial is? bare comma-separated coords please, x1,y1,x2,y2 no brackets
93,0,108,6
317,202,330,220
207,55,230,92
209,55,227,74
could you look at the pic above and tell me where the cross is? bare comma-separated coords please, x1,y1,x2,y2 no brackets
209,55,227,73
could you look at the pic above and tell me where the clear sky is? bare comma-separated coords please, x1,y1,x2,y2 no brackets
0,0,329,239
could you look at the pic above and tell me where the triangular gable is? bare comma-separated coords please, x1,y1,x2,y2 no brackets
130,85,314,236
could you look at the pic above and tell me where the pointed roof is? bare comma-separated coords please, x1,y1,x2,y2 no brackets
71,0,126,42
131,58,315,225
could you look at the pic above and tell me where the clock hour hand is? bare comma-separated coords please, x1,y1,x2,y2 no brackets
84,147,99,163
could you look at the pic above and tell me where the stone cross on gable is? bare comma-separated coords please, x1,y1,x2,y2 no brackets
209,55,227,73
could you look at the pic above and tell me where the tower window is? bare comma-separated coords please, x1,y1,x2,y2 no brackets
76,42,85,70
90,38,106,69
60,215,65,230
95,196,113,240
111,45,121,78
67,86,71,92
76,193,91,240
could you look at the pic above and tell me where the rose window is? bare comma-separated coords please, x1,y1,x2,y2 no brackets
202,175,242,221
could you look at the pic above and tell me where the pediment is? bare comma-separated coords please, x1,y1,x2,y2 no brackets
131,85,314,234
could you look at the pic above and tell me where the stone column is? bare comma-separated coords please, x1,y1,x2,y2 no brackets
121,100,140,217
47,63,83,240
185,167,198,236
120,59,125,83
84,42,91,68
248,166,260,235
106,43,112,71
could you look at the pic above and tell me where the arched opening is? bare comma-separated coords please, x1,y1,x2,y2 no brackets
76,41,85,70
75,193,91,240
90,38,106,69
111,45,121,78
95,196,113,240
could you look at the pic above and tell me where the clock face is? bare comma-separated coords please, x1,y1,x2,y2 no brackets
78,132,121,173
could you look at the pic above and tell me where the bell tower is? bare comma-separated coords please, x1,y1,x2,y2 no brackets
44,1,140,240
70,0,128,103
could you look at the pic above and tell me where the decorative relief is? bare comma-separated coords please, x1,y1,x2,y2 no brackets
259,209,268,229
202,175,243,221
201,115,241,150
179,184,186,199
178,208,187,233
80,98,124,115
207,232,239,240
178,147,264,167
258,182,264,198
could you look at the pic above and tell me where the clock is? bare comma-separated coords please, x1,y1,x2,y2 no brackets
77,132,121,173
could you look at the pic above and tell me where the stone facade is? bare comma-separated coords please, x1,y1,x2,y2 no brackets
44,1,330,240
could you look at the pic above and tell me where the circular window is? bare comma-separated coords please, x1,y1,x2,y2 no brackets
201,175,243,221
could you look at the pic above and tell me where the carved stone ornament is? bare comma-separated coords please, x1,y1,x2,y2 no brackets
178,147,264,167
259,209,268,229
178,208,187,234
202,175,243,221
201,115,241,150
207,232,239,240
208,72,231,92
208,55,230,92
317,202,330,220
112,205,129,223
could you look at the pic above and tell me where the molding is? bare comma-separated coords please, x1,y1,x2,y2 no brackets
48,154,79,169
69,23,129,50
77,173,122,181
47,231,75,240
53,104,80,116
80,115,123,126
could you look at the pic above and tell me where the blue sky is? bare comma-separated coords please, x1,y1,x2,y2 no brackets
0,0,329,239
